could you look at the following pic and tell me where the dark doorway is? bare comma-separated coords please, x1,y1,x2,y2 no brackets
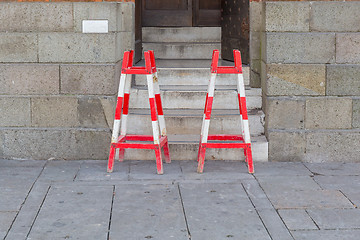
141,0,221,27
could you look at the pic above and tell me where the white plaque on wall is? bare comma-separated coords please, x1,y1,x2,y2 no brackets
82,20,109,33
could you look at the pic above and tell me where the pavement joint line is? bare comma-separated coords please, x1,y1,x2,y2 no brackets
107,185,115,240
4,160,47,240
25,185,51,240
339,190,358,209
304,209,321,230
241,182,274,240
252,175,295,240
177,183,191,240
72,160,83,181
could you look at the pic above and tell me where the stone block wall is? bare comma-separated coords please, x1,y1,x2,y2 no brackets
259,1,360,162
0,2,135,160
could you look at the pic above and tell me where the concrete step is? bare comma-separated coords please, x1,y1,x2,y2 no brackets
123,135,268,162
134,64,250,86
142,42,221,59
142,27,221,43
126,109,265,136
129,85,262,110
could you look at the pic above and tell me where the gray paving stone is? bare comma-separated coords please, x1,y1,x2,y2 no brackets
5,182,50,240
0,159,45,168
0,211,17,240
257,176,321,194
257,209,293,240
27,185,113,240
292,229,360,240
278,209,318,230
180,160,254,181
0,163,43,189
129,160,182,180
110,184,188,240
76,160,128,181
307,209,360,230
267,190,353,209
242,179,274,210
180,183,271,240
254,162,312,176
313,175,360,192
38,160,82,182
341,190,360,208
305,163,360,176
0,186,30,211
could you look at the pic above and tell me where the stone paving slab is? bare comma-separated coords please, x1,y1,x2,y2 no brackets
314,175,360,192
256,209,293,240
180,183,270,240
0,211,16,240
278,209,318,231
305,162,360,176
27,185,113,240
129,160,182,181
254,162,312,176
110,184,188,240
307,209,360,230
37,160,82,182
75,160,128,181
292,229,360,240
0,186,30,212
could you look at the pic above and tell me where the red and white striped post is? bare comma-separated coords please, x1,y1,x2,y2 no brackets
107,50,170,174
197,49,254,174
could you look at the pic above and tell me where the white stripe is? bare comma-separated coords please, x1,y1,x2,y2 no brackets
201,119,210,143
158,115,167,136
200,114,206,136
146,74,155,98
153,72,161,94
111,119,121,143
124,74,131,94
239,114,244,136
243,120,251,143
207,73,217,97
118,74,127,97
120,115,128,136
152,121,160,144
237,74,246,97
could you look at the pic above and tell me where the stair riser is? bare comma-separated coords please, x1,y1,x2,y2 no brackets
122,141,268,162
126,114,264,136
134,68,250,86
143,43,221,59
129,90,262,110
142,27,221,43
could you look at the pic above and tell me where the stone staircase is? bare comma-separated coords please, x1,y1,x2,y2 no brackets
124,27,268,161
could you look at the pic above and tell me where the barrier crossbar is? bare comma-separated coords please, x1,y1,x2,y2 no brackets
197,49,254,174
107,50,171,175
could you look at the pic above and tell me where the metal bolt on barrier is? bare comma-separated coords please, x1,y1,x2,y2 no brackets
197,49,254,174
107,50,171,175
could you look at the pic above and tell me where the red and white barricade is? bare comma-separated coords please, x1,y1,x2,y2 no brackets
107,50,171,175
197,49,254,174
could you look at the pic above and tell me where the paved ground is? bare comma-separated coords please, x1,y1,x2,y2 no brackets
1,159,360,240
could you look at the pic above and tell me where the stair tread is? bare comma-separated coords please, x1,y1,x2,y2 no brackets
166,134,267,144
129,108,263,116
132,85,261,94
135,59,247,68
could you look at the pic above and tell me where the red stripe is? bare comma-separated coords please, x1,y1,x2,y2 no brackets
155,94,164,115
122,93,130,115
205,97,213,119
238,94,243,115
204,93,208,114
115,97,123,120
149,98,157,121
240,97,248,120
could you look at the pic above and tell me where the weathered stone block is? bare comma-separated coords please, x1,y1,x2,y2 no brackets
0,64,59,95
305,97,352,129
266,97,305,129
31,97,78,127
266,33,335,64
116,32,134,61
38,33,118,63
265,2,310,32
78,96,108,128
73,2,118,33
99,96,116,129
266,64,326,96
60,63,120,95
336,34,360,64
250,31,261,60
117,2,135,32
0,98,30,127
305,131,360,162
310,2,360,32
0,128,110,160
0,33,37,63
0,3,73,32
268,131,306,162
250,1,263,32
327,65,360,96
353,99,360,128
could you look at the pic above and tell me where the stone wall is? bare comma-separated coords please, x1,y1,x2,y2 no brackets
259,1,360,162
0,2,135,160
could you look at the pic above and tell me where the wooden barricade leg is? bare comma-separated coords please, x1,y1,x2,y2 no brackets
197,72,217,173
